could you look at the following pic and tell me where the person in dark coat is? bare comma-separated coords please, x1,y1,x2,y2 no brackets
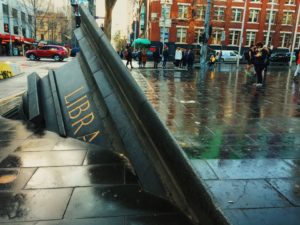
153,48,160,69
187,49,195,69
125,47,133,69
162,46,169,69
253,42,268,87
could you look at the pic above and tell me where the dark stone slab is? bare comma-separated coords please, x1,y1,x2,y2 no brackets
125,214,194,225
206,159,295,179
268,178,300,206
190,159,218,179
0,151,86,168
83,149,124,165
25,165,125,189
65,186,177,219
225,207,300,225
205,180,291,209
35,217,123,225
0,168,36,190
0,189,72,221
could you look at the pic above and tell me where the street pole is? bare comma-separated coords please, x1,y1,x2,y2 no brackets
289,3,300,67
266,0,274,47
200,0,211,69
134,0,138,51
7,3,13,56
237,0,247,67
162,4,166,52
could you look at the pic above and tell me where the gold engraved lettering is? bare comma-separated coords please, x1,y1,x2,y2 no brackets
72,112,95,135
68,100,90,119
64,86,84,105
66,95,88,109
78,130,100,142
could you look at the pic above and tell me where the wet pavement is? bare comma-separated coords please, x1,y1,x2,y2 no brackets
0,62,300,224
0,117,193,225
131,64,300,225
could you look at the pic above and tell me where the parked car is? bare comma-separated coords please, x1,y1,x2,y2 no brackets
25,45,69,61
70,47,80,57
269,52,296,63
215,50,243,62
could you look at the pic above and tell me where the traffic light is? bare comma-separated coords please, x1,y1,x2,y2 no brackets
4,23,9,33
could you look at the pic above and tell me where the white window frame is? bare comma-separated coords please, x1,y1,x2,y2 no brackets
282,11,293,25
279,32,292,48
265,10,277,24
211,28,224,45
178,4,189,20
295,33,300,49
248,9,260,23
194,27,204,44
232,8,242,22
229,29,240,46
213,7,225,21
176,26,188,43
285,0,295,5
246,31,257,46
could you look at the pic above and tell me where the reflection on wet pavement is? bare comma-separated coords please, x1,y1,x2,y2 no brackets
132,67,300,160
0,116,192,224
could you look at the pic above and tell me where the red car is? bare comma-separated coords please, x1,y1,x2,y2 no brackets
25,45,69,61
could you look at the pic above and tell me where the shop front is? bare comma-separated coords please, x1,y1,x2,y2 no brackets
0,34,35,56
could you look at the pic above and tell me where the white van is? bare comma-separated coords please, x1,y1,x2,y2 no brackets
215,50,242,62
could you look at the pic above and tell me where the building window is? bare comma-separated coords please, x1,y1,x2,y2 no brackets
22,27,26,36
265,11,276,24
176,27,187,43
231,8,242,22
269,0,278,3
178,5,188,19
263,32,273,46
248,9,259,23
41,34,44,40
246,31,256,46
250,0,261,2
282,12,293,25
195,6,206,21
160,27,169,42
285,0,294,4
213,7,224,21
211,29,222,45
21,12,26,22
229,30,240,46
194,28,204,43
161,5,170,19
2,4,8,15
280,33,292,48
28,15,33,24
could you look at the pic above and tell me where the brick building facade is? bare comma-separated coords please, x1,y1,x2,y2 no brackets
137,0,300,52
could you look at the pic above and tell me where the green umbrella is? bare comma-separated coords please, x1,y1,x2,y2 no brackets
131,38,151,47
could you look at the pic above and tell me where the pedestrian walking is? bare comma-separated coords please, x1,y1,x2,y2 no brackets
187,48,195,69
245,45,255,73
294,48,300,81
153,48,160,69
253,42,268,87
181,48,188,68
162,46,169,69
141,49,147,68
125,47,133,69
137,49,142,68
174,47,182,68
